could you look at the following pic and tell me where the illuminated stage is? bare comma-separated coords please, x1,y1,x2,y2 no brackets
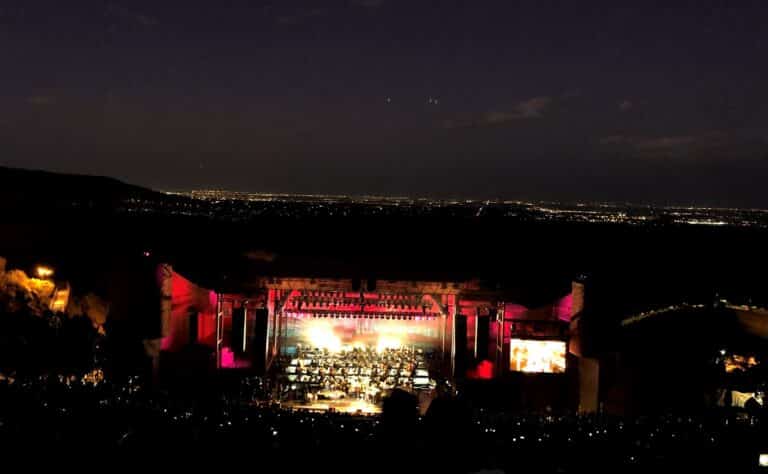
160,272,578,412
283,398,382,415
266,287,450,411
278,344,437,411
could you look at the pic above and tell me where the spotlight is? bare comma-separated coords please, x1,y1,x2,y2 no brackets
35,266,54,279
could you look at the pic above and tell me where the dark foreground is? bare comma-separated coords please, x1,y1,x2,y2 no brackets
1,377,766,473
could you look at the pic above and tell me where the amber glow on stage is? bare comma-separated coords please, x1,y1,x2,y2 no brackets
305,321,344,352
285,398,382,415
509,339,566,373
724,354,759,373
376,335,403,352
290,316,438,354
35,266,54,279
304,319,406,353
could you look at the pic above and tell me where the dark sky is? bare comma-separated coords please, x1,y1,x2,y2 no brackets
2,1,767,206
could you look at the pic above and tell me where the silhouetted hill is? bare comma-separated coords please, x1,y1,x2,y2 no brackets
0,166,160,213
1,166,766,317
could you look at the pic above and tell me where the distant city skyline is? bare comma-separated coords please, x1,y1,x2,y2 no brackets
160,188,768,227
171,187,768,211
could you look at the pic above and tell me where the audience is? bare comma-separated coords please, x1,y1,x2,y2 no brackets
0,374,765,472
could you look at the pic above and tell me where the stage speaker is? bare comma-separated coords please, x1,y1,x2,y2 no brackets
454,314,468,377
252,308,269,374
366,278,376,292
474,313,490,360
188,310,198,345
232,306,246,354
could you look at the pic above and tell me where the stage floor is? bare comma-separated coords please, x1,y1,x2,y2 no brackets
283,399,382,415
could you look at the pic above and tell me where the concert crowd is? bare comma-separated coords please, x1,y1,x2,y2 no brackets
0,374,765,472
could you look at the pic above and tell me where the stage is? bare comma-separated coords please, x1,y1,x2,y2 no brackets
282,398,382,415
278,345,438,413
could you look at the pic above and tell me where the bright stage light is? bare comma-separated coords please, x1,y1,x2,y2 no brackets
290,313,440,353
724,354,759,373
305,321,342,352
376,335,403,352
35,266,54,279
759,454,768,468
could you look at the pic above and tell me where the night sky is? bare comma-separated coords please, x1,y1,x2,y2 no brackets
2,1,767,206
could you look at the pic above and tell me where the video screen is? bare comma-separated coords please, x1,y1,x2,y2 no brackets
509,339,566,373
